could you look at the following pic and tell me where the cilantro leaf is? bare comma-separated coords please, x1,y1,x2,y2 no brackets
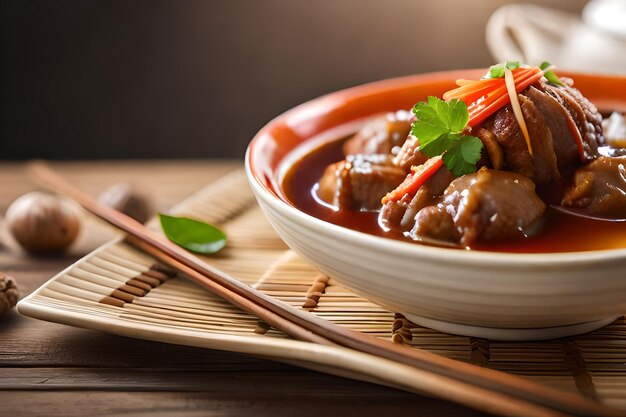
458,135,483,162
412,97,468,142
410,96,483,177
443,135,483,177
419,133,455,157
437,98,470,133
485,61,521,79
539,61,564,86
412,101,450,144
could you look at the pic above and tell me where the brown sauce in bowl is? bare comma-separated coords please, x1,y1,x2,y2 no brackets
283,138,626,253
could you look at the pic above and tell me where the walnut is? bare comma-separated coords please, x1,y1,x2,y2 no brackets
5,192,80,254
0,273,19,314
98,183,154,224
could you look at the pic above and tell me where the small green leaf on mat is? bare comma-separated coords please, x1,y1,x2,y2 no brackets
159,213,227,254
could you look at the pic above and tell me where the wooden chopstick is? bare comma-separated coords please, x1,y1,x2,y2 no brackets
29,162,623,417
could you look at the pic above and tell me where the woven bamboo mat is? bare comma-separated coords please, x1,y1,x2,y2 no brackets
18,169,626,410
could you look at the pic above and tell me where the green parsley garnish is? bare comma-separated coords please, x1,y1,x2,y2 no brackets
539,61,564,86
484,61,521,79
411,97,483,177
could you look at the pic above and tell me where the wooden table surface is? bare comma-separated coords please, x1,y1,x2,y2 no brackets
0,161,492,417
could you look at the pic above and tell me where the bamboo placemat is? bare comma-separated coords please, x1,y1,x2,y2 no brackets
18,169,626,410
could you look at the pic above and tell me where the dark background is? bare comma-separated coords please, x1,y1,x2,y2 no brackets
1,0,587,160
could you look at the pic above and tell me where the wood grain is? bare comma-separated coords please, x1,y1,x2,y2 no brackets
0,160,492,417
0,391,492,417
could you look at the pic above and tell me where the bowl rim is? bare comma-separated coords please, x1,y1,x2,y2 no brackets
246,69,626,265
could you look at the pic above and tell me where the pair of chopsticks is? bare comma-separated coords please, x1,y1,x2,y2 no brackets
30,162,623,417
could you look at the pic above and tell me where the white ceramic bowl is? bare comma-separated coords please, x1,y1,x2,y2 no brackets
246,70,626,340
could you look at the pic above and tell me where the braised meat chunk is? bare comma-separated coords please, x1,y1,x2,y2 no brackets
562,156,626,218
522,86,580,172
543,81,603,160
392,135,429,172
380,166,454,231
342,110,412,156
316,154,405,210
475,128,504,170
483,95,560,185
412,168,546,246
413,205,461,243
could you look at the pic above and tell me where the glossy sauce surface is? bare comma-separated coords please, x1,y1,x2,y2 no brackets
283,139,626,253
